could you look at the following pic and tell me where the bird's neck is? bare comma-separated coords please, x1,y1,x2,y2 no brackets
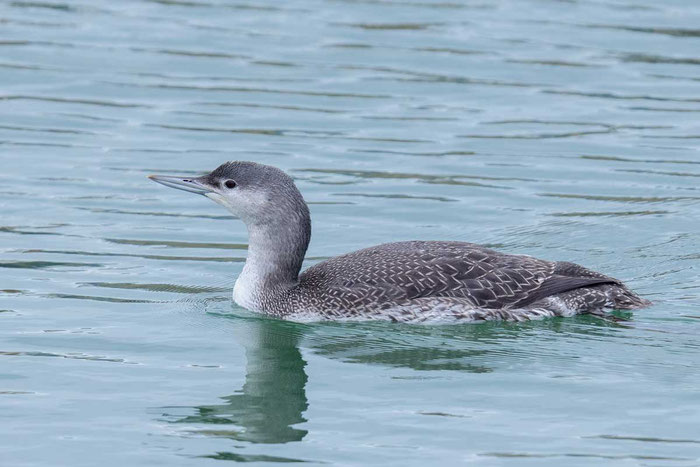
234,206,311,314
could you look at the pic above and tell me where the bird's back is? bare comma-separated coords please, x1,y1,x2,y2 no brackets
287,241,647,321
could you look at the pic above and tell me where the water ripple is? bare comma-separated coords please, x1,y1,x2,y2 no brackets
106,81,392,98
81,282,229,294
0,260,102,269
20,249,245,263
298,168,535,185
104,238,247,250
0,350,137,364
539,193,700,203
0,94,148,108
585,24,700,37
544,89,700,103
587,434,700,444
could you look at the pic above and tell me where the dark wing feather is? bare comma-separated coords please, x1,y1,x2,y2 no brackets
509,276,616,309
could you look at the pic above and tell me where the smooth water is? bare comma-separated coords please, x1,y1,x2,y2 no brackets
2,0,700,465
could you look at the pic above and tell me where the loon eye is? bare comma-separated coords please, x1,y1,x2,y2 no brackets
223,180,237,189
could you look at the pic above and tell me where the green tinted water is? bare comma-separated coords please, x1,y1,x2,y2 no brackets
1,0,700,465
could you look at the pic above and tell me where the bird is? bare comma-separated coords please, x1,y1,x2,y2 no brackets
148,161,650,323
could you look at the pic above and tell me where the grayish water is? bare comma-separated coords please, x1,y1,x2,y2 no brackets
1,0,700,465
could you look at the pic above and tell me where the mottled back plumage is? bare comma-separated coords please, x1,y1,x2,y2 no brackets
272,241,649,322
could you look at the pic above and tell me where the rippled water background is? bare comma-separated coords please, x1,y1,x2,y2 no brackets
2,0,700,465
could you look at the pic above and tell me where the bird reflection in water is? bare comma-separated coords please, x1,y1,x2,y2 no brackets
168,317,308,445
161,308,625,459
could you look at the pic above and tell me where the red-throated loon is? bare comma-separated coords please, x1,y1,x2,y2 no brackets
149,161,650,323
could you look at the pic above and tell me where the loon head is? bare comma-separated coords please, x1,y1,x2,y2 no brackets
149,161,308,226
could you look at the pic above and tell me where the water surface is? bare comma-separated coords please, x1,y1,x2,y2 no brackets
1,0,700,465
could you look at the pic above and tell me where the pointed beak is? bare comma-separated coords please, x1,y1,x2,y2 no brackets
148,175,214,195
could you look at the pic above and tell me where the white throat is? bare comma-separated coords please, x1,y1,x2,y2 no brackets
233,252,271,313
233,269,262,311
232,221,306,313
